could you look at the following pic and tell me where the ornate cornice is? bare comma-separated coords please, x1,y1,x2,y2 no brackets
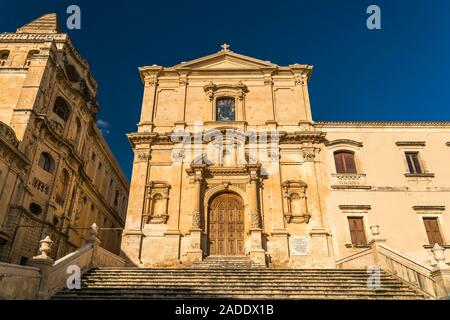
204,81,249,102
282,180,307,189
0,32,67,42
279,131,326,144
127,132,159,148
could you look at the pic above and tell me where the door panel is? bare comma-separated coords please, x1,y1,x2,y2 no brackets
209,193,245,256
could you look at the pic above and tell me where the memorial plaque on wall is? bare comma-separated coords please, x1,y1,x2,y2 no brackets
289,235,311,256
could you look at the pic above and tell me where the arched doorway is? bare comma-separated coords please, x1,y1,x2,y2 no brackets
208,193,245,256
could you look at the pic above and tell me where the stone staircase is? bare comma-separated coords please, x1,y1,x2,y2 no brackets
189,256,266,269
52,258,427,299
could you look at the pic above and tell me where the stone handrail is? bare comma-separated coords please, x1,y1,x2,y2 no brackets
97,246,126,267
336,226,450,299
337,242,436,297
376,244,436,297
335,247,373,267
45,243,94,297
26,223,125,299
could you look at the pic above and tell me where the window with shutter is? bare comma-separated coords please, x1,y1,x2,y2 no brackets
423,218,444,245
347,217,367,245
405,152,423,174
334,151,357,174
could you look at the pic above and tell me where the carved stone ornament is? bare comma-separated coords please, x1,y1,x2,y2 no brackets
49,120,64,136
142,181,171,224
282,180,311,224
136,151,150,162
203,81,249,101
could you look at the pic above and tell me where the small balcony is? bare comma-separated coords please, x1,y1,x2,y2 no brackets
55,194,65,207
32,177,50,194
331,173,370,189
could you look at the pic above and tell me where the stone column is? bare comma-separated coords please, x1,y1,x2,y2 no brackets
186,165,204,262
247,165,266,265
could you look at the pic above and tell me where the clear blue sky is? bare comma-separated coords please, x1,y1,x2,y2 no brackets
1,1,449,179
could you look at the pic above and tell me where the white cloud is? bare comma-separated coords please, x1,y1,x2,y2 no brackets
96,119,111,136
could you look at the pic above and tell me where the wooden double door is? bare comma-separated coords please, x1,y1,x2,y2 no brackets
208,193,245,256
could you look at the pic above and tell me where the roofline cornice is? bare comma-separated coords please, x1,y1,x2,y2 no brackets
314,121,450,128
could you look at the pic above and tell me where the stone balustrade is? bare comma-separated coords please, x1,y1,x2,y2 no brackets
0,223,125,300
331,173,369,189
336,225,450,299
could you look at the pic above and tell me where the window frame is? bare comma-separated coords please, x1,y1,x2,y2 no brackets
405,151,423,174
423,217,444,245
347,216,368,245
53,97,71,122
334,150,357,174
38,152,55,173
215,96,236,122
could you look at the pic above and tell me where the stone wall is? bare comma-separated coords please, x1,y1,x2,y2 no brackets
0,262,40,299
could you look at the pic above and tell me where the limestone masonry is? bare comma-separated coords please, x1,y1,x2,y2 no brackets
1,13,450,282
0,14,129,265
121,41,450,269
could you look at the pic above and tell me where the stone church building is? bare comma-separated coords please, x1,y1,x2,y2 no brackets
122,44,450,269
0,14,129,265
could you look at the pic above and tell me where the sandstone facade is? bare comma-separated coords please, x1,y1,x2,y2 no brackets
122,44,450,268
0,14,129,264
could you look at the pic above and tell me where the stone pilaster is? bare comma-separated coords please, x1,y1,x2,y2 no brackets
186,164,205,262
247,165,266,265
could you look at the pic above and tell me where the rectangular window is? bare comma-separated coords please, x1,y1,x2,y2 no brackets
347,217,367,245
423,217,444,245
334,152,357,174
405,152,423,174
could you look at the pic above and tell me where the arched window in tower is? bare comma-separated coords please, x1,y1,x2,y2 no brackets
38,152,55,173
53,97,71,121
0,50,9,65
25,49,40,66
334,150,357,174
216,97,235,121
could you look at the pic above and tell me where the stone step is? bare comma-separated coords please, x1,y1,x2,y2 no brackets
52,267,426,300
85,269,383,275
53,290,424,300
83,274,396,280
79,284,415,292
82,277,398,284
82,276,401,283
54,287,421,295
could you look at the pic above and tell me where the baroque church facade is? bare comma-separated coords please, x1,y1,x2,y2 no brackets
0,14,129,264
122,44,450,268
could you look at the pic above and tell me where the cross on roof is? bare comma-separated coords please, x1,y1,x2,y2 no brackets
220,43,230,51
